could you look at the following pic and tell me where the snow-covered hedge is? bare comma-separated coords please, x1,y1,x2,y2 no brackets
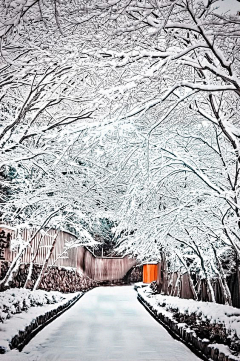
136,282,240,351
138,285,240,340
0,288,64,323
136,284,240,360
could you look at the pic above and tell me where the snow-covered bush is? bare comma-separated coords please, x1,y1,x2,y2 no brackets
0,289,64,323
139,286,240,341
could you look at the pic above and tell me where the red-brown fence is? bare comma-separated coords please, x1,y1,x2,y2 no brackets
0,226,137,282
156,261,240,308
76,247,136,281
2,227,78,268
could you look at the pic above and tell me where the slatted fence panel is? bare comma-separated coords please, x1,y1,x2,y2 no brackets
1,226,137,282
77,247,136,281
2,227,78,268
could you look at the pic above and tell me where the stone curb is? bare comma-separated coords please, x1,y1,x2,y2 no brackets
137,293,238,361
0,292,84,353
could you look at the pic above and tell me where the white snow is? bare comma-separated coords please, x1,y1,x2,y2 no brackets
137,284,240,360
214,0,240,14
1,286,202,361
138,285,240,337
0,288,81,352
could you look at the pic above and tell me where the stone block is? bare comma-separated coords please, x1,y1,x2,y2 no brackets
218,352,225,361
211,347,219,361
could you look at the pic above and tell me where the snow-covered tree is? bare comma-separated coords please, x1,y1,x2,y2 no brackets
1,0,240,302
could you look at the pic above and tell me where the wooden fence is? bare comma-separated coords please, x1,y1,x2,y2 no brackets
2,227,78,268
157,261,240,308
76,247,136,281
0,226,136,282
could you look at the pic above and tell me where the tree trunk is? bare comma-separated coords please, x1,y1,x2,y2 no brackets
176,253,198,300
0,243,28,288
172,271,181,297
24,234,44,289
33,231,59,291
206,276,216,303
212,244,232,306
2,207,66,288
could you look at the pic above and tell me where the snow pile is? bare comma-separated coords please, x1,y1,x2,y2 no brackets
138,285,240,339
0,289,81,353
134,282,148,290
0,288,65,323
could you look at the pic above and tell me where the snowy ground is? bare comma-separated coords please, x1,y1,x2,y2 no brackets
0,288,81,353
1,285,201,361
137,283,240,360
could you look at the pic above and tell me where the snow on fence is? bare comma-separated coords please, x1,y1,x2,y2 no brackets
0,226,137,283
2,227,78,268
157,261,240,308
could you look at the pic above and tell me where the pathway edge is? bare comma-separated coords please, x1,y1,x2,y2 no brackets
2,292,84,353
137,292,237,361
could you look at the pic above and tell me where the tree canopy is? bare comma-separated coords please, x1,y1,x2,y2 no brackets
1,0,240,300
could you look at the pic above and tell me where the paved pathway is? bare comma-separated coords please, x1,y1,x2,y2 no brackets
5,286,201,361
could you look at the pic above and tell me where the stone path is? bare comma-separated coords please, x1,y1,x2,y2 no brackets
4,286,201,361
